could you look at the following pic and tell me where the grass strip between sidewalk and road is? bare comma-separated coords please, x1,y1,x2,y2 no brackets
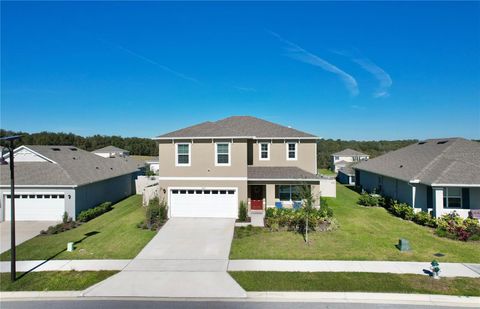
0,271,117,291
0,195,156,261
229,271,480,296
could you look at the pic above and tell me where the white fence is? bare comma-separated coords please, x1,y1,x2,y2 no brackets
320,176,336,197
135,176,159,195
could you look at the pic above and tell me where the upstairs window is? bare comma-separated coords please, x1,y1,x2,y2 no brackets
215,143,230,166
259,143,270,160
176,143,190,166
286,142,297,160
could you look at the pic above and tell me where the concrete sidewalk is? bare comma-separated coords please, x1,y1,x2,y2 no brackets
2,259,479,278
228,260,480,278
0,259,130,273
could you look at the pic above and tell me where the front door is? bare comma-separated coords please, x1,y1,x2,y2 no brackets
250,185,264,210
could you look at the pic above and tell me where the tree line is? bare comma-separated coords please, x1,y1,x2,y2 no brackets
0,129,159,156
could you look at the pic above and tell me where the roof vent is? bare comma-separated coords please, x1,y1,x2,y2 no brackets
399,165,404,168
96,166,99,169
51,148,61,151
437,140,448,144
418,142,427,145
69,148,77,151
72,157,76,160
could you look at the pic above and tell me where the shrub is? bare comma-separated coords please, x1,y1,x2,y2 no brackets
390,202,415,221
413,211,437,228
145,197,168,230
435,212,480,241
357,193,380,207
264,206,336,233
238,201,248,222
78,202,113,222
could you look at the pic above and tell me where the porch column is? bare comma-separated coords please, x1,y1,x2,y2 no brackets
266,184,275,208
312,183,321,207
433,187,444,218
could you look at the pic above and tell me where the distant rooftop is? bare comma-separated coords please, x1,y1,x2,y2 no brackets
92,145,129,153
156,116,317,139
332,148,369,157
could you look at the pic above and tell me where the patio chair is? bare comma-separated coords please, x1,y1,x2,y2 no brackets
293,201,302,210
275,201,283,209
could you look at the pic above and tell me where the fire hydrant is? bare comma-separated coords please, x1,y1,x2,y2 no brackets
430,260,440,279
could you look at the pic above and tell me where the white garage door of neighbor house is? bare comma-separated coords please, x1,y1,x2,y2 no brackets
4,193,66,221
170,188,238,218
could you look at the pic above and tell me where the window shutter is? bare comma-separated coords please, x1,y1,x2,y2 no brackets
462,188,470,209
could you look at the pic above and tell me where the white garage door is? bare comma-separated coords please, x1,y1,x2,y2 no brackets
170,188,238,218
4,193,65,221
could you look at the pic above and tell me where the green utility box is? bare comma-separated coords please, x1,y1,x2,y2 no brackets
398,238,411,251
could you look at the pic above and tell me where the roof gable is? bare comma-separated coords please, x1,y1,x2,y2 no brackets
332,148,368,156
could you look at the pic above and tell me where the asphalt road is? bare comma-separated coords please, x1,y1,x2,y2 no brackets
0,300,465,309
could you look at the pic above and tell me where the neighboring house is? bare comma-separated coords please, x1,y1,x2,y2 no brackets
92,145,130,158
146,157,159,174
154,116,328,220
331,149,369,172
354,138,480,218
337,163,356,185
0,145,139,221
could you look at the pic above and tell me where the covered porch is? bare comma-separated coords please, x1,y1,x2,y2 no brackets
431,186,480,219
246,166,321,213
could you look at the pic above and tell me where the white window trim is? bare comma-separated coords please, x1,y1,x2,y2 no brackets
443,187,462,209
215,142,231,166
175,143,191,167
286,142,298,161
259,143,270,161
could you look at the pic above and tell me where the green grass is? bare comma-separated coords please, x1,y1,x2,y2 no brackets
1,271,117,291
318,168,336,175
1,195,156,261
230,184,480,262
230,272,480,296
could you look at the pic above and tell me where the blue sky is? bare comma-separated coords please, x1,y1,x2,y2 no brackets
1,2,479,140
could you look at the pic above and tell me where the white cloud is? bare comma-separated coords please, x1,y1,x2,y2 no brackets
267,30,358,96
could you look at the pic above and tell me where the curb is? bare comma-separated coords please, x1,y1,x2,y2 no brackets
247,292,480,307
1,291,479,307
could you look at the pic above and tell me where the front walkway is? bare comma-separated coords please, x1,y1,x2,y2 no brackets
83,218,246,298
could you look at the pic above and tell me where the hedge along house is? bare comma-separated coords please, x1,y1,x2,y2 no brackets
0,145,140,221
354,138,480,218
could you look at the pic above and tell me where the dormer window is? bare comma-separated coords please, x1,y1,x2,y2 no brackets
176,143,191,166
259,143,270,160
286,142,297,160
215,142,231,166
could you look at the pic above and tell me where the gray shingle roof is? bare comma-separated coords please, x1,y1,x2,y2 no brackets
248,166,318,180
1,145,139,187
92,145,129,153
332,148,368,156
354,138,480,185
157,116,317,139
339,162,357,176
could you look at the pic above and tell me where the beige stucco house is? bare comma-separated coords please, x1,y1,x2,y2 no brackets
154,116,328,220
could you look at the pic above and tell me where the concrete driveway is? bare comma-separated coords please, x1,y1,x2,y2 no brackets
0,221,57,254
84,218,246,298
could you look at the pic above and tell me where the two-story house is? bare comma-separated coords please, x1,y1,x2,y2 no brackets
331,149,369,172
154,116,322,219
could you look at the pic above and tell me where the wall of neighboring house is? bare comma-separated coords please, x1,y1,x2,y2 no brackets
0,187,76,222
74,173,136,219
356,170,413,205
250,140,317,174
337,172,354,185
158,139,248,177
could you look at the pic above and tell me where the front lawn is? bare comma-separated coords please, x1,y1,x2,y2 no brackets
230,184,480,262
1,195,156,261
230,272,480,296
1,271,117,291
318,168,336,176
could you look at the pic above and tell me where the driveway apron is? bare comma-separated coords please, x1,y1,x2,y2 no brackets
83,218,246,298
